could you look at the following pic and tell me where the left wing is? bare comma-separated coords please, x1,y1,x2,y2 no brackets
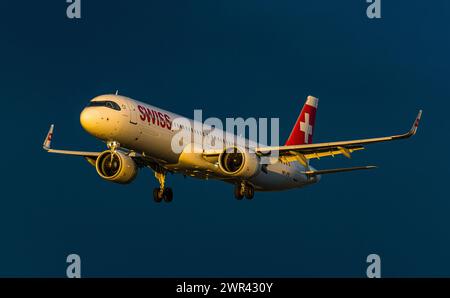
255,110,422,166
303,165,377,177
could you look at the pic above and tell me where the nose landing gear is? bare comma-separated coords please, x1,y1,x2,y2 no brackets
153,171,173,203
107,141,120,152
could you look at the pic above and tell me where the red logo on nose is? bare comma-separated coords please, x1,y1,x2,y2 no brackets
137,105,172,130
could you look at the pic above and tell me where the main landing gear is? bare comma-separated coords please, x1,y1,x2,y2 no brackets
234,182,255,200
153,171,173,203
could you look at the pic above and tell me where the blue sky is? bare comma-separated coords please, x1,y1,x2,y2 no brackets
0,0,449,277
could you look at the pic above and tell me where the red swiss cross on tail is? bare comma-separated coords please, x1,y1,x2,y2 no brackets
285,96,319,145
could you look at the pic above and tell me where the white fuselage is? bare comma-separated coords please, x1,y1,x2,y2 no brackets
79,94,319,191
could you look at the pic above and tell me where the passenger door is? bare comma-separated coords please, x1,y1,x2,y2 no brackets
127,100,138,125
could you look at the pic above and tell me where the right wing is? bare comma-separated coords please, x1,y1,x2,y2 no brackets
42,125,168,170
42,124,101,158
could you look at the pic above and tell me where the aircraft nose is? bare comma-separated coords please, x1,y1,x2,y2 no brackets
80,107,101,135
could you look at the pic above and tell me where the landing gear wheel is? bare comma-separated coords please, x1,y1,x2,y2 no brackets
245,186,255,200
153,188,163,203
234,184,244,200
153,170,174,203
163,188,173,203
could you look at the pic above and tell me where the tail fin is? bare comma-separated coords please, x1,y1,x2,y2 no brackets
285,95,319,145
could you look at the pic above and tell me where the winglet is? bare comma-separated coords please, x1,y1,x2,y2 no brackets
393,110,422,140
43,124,54,150
410,110,422,136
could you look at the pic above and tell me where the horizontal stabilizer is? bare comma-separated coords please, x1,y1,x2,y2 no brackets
303,165,377,177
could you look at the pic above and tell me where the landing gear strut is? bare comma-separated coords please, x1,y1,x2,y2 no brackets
234,182,254,200
153,171,173,203
107,141,120,152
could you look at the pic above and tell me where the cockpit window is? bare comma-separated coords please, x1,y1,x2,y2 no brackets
87,101,121,111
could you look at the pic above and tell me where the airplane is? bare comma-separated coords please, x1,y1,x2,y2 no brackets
43,94,422,203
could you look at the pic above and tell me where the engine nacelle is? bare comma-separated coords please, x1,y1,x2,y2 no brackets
218,147,260,178
95,150,138,184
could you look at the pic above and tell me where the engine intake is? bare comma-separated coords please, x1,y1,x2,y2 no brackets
218,147,260,178
95,150,138,184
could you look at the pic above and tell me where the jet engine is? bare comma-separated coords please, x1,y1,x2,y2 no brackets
95,150,138,184
218,147,260,178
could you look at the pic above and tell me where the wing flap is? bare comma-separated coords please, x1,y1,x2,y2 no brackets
46,149,101,157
